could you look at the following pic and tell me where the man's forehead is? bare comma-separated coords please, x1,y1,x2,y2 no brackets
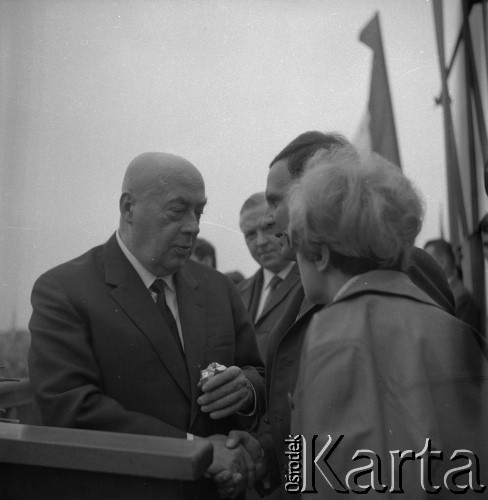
265,159,292,200
240,203,266,226
124,152,202,190
164,190,207,206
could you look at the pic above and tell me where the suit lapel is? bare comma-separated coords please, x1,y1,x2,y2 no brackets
103,235,191,400
237,276,252,311
174,266,206,426
296,296,316,320
248,269,264,322
257,265,300,325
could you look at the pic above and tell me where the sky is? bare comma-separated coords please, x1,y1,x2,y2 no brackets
0,0,467,329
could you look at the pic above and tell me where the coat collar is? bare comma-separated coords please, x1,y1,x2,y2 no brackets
335,269,442,309
246,269,265,322
237,268,263,315
173,263,207,426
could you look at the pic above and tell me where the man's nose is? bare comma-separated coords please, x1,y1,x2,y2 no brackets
262,209,274,230
182,214,200,234
256,230,268,246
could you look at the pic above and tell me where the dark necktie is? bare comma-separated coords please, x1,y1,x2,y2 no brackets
263,275,283,311
150,279,184,354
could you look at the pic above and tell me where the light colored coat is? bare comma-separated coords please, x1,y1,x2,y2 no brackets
291,270,488,499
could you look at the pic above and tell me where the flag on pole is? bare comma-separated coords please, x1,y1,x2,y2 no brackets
354,12,402,169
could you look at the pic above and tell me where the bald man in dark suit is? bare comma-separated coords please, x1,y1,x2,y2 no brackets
29,152,265,499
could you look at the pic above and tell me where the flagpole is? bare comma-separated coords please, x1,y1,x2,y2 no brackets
433,0,487,331
432,0,468,249
461,0,487,331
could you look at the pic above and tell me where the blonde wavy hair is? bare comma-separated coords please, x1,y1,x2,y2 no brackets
288,145,424,274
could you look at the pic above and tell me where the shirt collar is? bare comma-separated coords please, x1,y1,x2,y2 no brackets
262,261,294,289
116,231,175,292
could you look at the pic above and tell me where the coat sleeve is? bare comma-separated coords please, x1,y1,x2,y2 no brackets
28,273,187,438
226,277,266,422
290,318,390,497
289,311,434,499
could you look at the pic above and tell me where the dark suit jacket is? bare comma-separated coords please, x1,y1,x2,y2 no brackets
261,247,456,497
237,264,301,359
28,233,265,440
291,270,488,499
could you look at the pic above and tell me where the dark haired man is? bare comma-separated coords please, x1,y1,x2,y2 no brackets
227,131,455,498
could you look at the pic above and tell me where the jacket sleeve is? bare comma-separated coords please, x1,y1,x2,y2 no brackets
290,320,390,497
226,277,266,424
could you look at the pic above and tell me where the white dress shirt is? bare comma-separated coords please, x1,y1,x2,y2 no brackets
255,261,294,321
116,231,184,349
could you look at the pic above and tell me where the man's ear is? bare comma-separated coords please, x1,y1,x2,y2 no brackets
119,192,134,222
315,244,330,272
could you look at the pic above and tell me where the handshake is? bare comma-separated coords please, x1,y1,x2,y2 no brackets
196,364,267,498
204,431,267,499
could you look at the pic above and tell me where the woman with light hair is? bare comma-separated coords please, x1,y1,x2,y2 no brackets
288,147,488,498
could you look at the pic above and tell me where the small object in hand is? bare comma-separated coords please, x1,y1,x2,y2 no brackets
199,362,226,385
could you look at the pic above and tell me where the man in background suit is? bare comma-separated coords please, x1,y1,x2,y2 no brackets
479,213,488,262
190,237,217,268
237,192,301,359
28,152,265,498
424,238,481,331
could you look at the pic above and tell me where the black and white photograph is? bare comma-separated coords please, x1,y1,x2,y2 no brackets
1,1,488,499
